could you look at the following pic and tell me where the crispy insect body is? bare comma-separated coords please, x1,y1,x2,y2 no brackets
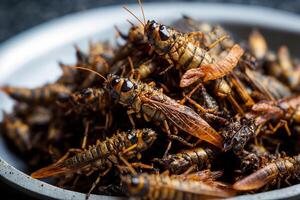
249,95,300,126
31,128,157,178
180,44,244,87
239,144,276,174
0,84,71,104
277,46,300,89
112,25,149,66
122,173,234,199
144,20,214,71
245,67,291,100
106,75,223,148
233,154,300,191
156,147,215,174
69,88,110,114
248,30,267,60
1,114,32,152
214,79,244,114
222,118,256,154
135,60,156,79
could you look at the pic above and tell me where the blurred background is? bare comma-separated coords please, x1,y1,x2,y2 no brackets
1,0,300,43
0,0,300,199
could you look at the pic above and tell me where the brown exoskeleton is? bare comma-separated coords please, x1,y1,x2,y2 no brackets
122,172,234,199
222,117,256,154
31,128,157,198
70,66,223,151
246,95,300,136
180,44,244,87
124,2,232,76
0,84,71,105
1,114,32,152
233,153,300,191
105,74,223,149
154,147,216,174
248,30,268,60
68,88,111,115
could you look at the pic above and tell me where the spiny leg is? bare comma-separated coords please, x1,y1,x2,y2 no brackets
163,120,196,157
180,82,203,105
206,35,229,50
185,96,207,113
127,109,136,128
86,167,111,200
118,153,137,175
81,121,90,149
269,120,291,136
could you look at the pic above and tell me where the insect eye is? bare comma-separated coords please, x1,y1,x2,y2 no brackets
111,78,120,87
121,80,134,92
149,20,157,30
159,25,169,41
128,133,138,144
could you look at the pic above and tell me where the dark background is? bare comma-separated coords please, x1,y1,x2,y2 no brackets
0,0,300,199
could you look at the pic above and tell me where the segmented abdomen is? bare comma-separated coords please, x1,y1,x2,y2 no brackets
167,40,213,71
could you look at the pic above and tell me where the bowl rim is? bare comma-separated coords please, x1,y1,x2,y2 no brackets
1,2,300,200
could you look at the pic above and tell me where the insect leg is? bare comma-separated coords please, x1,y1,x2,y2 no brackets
206,35,229,50
81,121,90,149
185,96,207,113
118,153,137,175
163,120,196,149
182,164,197,176
131,162,153,169
127,109,136,128
105,111,113,130
180,82,203,105
269,120,291,136
86,166,112,200
284,175,291,185
159,64,174,75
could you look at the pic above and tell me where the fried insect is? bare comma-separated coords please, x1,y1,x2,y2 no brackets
0,84,71,105
244,67,291,100
248,30,267,60
180,44,244,87
105,74,223,148
154,147,216,174
277,46,300,89
222,118,256,154
122,173,234,199
233,153,300,191
68,88,111,114
1,114,32,152
31,128,157,178
247,95,300,135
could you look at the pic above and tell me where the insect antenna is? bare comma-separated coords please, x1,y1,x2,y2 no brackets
126,19,135,27
138,0,146,25
123,6,145,27
67,66,107,82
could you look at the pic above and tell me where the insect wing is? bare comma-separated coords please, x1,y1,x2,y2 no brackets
141,94,223,148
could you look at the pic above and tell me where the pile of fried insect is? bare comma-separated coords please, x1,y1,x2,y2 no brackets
1,2,300,199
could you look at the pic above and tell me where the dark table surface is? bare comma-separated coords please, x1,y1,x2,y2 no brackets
0,0,300,199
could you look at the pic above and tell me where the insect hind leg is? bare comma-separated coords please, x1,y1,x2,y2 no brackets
206,35,229,51
86,167,111,200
